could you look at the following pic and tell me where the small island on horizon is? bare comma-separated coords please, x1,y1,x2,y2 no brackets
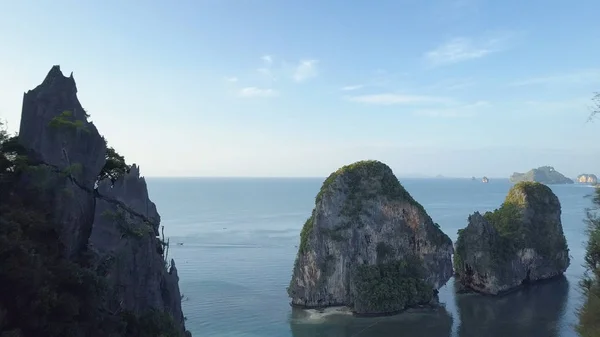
509,166,574,185
577,173,598,185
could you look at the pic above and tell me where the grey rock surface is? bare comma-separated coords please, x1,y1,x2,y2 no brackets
287,160,453,314
15,65,189,335
454,182,570,295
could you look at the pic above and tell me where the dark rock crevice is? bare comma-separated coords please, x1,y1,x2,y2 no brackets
25,160,161,234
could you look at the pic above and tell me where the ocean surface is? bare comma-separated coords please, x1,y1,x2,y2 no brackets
147,177,594,337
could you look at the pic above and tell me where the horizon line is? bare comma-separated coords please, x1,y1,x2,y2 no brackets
143,176,513,180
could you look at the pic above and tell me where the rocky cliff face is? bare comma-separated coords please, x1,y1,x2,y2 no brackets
287,160,453,315
510,166,573,184
577,173,598,185
454,181,570,295
14,66,189,335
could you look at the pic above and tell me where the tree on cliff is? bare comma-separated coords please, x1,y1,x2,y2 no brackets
98,137,131,183
0,121,184,337
577,92,600,337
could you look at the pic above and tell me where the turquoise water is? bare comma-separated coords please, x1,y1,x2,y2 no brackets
147,178,593,337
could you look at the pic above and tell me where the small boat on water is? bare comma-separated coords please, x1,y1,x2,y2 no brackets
482,176,489,183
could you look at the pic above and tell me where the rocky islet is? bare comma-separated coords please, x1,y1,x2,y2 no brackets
453,181,570,295
287,160,454,315
288,164,572,315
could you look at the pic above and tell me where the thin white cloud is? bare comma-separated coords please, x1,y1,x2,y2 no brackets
238,87,278,98
257,68,276,81
341,85,364,91
424,34,512,67
224,76,238,83
293,60,319,82
413,101,491,118
427,78,477,91
510,69,600,86
346,93,449,105
261,55,273,64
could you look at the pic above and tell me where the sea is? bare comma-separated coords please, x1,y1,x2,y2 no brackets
146,177,594,337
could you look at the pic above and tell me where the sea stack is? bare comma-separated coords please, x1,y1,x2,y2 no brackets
454,181,570,295
287,160,454,315
10,66,190,336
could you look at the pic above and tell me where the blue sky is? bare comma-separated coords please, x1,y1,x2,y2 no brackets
1,0,600,178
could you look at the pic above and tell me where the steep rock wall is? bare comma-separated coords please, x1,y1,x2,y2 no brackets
287,160,453,315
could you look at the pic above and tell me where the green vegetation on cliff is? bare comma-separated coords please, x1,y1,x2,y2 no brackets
510,166,573,184
48,110,89,133
315,160,424,212
454,181,567,271
578,92,600,337
99,139,132,183
0,121,185,337
298,160,430,253
298,214,314,253
578,187,600,336
353,257,433,314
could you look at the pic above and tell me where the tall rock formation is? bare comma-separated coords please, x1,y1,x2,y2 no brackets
287,160,453,315
454,181,570,295
13,66,189,336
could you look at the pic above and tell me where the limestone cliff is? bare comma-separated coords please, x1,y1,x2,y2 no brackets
287,160,453,315
577,173,598,185
454,181,570,295
510,166,573,184
4,66,189,336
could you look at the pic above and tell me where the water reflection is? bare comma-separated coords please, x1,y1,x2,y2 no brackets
289,306,453,337
456,276,569,337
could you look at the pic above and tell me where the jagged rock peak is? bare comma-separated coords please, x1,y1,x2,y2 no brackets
288,160,454,316
454,181,570,295
39,65,76,91
11,65,190,336
19,65,106,187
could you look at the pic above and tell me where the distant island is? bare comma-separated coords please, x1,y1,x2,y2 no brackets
509,166,574,185
577,174,598,185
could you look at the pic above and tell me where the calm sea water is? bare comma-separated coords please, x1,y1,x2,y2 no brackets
147,177,593,337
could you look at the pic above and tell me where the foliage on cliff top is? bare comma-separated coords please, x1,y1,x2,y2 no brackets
315,160,426,213
0,123,187,337
505,181,556,207
485,182,558,239
297,160,432,255
510,166,573,184
455,181,566,270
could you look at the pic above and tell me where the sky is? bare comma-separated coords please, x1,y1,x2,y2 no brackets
1,0,600,178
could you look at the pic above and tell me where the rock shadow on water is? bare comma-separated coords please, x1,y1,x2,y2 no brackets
456,275,569,337
289,306,452,337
